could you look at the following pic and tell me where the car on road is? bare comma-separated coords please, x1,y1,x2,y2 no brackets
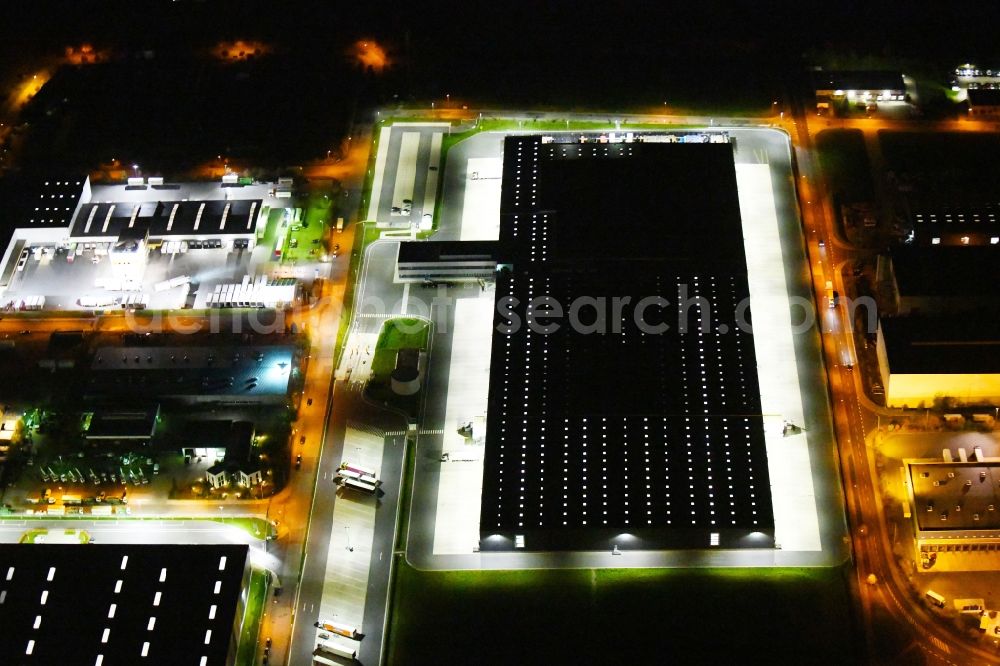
295,454,302,469
299,435,305,445
307,397,313,406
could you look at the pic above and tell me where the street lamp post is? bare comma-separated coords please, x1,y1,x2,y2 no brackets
345,526,353,552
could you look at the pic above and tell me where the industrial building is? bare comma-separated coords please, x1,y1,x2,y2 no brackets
813,69,906,110
0,543,250,665
909,459,1000,531
84,406,161,442
950,64,1000,103
884,246,1000,314
0,175,90,291
478,135,774,552
905,456,1000,567
903,202,1000,247
0,176,264,286
876,208,1000,406
967,88,1000,117
70,198,261,249
395,240,500,282
876,317,1000,407
86,345,296,405
0,175,299,312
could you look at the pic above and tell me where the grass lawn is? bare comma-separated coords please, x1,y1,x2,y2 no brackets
217,516,275,540
18,528,46,543
370,317,430,381
1,515,274,540
387,562,858,665
281,191,333,263
261,207,282,247
234,568,269,666
816,129,875,203
879,130,1000,196
18,528,90,543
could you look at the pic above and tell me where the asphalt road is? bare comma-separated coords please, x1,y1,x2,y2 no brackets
287,126,420,664
371,125,444,228
793,98,1000,665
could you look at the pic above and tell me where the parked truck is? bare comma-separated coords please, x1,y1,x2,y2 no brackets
314,619,360,639
313,641,357,663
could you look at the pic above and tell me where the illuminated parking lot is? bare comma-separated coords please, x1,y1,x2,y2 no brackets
0,181,311,311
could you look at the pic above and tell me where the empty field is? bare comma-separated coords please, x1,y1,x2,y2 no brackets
387,562,857,665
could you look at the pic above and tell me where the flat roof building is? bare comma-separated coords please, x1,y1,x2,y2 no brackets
876,316,1000,407
886,245,1000,314
0,543,249,665
396,240,500,282
84,406,160,442
904,201,1000,247
909,461,1000,532
813,70,906,103
0,175,90,289
479,135,774,552
0,177,268,301
968,88,1000,117
70,199,262,242
87,346,296,405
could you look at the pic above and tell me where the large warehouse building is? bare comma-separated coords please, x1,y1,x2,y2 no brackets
478,135,774,552
0,543,250,665
877,219,1000,406
876,317,1000,407
885,246,1000,315
0,176,263,282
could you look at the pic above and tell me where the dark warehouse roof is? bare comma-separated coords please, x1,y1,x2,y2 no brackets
480,135,773,551
0,543,248,666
